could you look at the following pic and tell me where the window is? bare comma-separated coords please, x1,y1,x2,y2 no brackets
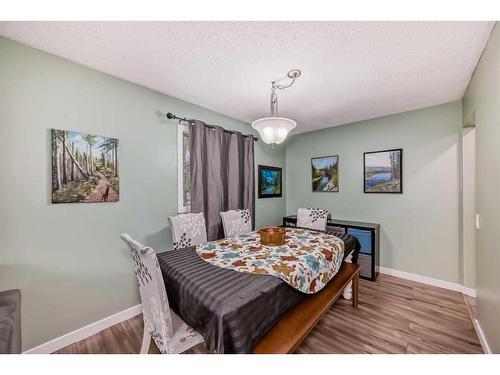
177,124,191,213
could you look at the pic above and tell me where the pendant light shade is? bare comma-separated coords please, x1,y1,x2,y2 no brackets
252,69,301,146
251,117,297,145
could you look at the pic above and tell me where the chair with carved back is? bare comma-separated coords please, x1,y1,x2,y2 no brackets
120,233,203,354
219,209,252,237
168,212,208,250
296,208,328,231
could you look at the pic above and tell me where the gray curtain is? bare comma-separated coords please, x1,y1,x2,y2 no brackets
190,120,255,241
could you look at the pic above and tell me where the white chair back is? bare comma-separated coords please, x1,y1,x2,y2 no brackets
168,212,208,250
120,233,173,354
296,208,328,231
220,209,252,237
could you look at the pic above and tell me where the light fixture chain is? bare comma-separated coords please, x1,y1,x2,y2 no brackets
272,76,296,91
270,74,297,116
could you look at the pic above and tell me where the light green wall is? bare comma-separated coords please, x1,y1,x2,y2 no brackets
461,127,476,289
0,37,285,351
462,23,500,353
2,27,498,353
286,101,462,283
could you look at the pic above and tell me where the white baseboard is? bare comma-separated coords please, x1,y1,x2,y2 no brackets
472,318,492,354
381,267,492,353
461,286,477,298
22,268,480,354
379,267,477,297
24,304,143,354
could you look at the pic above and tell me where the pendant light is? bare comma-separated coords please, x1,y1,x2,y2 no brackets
251,69,301,147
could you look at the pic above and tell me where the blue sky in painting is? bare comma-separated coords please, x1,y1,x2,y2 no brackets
365,151,398,168
62,129,113,155
312,156,338,169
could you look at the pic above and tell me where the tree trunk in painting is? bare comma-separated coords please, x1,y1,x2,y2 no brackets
57,134,89,180
84,135,96,176
74,149,78,181
56,152,61,189
61,131,68,185
390,151,394,179
390,151,400,180
114,141,118,177
83,150,88,175
89,146,93,176
75,149,81,182
71,142,75,181
51,131,56,190
51,130,61,191
100,151,105,173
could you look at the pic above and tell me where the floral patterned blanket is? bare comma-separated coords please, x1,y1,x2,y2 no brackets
196,228,345,294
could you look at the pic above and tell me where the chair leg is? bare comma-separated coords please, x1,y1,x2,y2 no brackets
140,329,152,354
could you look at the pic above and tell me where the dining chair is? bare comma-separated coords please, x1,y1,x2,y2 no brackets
120,233,204,354
220,209,252,237
296,208,329,231
168,212,208,250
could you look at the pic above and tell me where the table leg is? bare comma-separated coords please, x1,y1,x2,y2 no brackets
352,271,359,308
342,252,354,300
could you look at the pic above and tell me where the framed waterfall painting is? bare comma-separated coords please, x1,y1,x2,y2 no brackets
312,155,339,192
364,148,403,193
50,129,119,203
258,165,282,198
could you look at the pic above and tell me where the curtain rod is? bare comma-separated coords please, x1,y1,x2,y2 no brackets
166,112,258,141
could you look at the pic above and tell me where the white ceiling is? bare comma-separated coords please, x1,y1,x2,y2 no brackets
0,21,494,134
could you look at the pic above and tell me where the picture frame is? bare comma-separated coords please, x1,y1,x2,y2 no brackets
363,148,403,194
311,155,339,192
51,129,119,203
258,165,282,198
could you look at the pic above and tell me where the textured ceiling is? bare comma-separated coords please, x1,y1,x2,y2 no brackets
0,21,494,134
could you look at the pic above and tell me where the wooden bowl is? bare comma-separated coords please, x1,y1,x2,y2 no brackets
258,227,286,246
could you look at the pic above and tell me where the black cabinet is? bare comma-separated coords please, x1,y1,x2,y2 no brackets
283,215,380,281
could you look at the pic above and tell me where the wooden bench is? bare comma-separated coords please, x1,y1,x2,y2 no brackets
254,262,360,354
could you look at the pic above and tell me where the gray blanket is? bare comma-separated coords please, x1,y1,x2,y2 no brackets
157,231,359,353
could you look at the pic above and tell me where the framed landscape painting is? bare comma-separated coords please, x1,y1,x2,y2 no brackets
364,148,402,193
51,129,119,203
312,155,339,192
258,165,282,198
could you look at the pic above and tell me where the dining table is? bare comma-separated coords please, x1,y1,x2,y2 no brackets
157,227,360,353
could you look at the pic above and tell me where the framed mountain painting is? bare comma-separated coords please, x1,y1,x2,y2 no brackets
51,129,119,203
364,148,402,193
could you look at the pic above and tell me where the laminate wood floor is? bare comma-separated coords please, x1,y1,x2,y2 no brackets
55,274,483,354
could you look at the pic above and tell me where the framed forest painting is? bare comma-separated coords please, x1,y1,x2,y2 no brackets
312,155,339,192
51,129,119,203
258,165,282,198
364,148,402,193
